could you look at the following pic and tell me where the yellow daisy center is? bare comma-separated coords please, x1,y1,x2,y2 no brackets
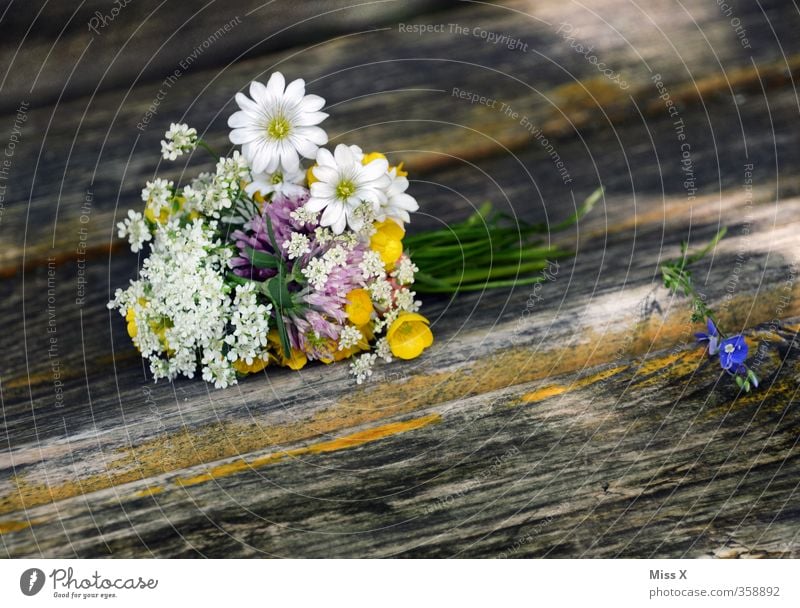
267,115,291,140
336,179,356,199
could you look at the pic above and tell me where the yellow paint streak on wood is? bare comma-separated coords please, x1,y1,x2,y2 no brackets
522,385,568,403
705,350,794,417
132,486,164,498
0,239,126,278
581,365,628,385
646,56,800,117
4,369,69,390
521,365,628,404
0,519,35,534
635,349,704,377
176,414,441,488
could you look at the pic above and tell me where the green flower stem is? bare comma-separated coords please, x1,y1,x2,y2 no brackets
435,260,551,285
660,227,726,327
415,275,545,293
197,139,220,160
407,187,601,295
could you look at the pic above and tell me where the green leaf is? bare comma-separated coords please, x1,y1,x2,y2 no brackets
272,310,292,359
258,277,294,358
243,246,280,269
225,272,251,286
262,277,292,310
263,214,284,267
404,189,599,294
686,227,727,266
465,202,493,226
551,186,603,232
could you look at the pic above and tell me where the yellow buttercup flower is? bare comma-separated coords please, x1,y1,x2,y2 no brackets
374,219,404,240
386,313,433,360
282,349,308,370
149,318,174,356
306,164,318,186
252,190,267,211
363,152,407,177
269,330,308,370
125,308,138,338
125,297,149,339
345,289,374,326
362,151,387,165
370,220,405,268
232,358,269,374
145,195,187,225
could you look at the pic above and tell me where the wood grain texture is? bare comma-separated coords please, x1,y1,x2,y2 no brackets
2,317,799,558
1,0,800,558
0,0,457,112
1,0,798,270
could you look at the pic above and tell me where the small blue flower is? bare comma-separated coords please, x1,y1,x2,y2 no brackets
695,318,719,355
719,335,748,372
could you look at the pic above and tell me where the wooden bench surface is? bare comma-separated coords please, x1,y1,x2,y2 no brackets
1,0,799,557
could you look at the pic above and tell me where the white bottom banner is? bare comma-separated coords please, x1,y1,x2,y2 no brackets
1,559,796,607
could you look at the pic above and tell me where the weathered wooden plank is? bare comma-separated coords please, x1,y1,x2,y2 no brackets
0,0,457,112
1,0,798,271
1,184,798,538
2,316,798,557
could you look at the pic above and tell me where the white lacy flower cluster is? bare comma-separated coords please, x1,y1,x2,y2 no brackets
108,219,265,389
161,123,198,160
224,282,272,367
182,151,250,219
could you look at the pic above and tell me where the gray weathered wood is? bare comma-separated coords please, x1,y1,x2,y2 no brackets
0,0,457,112
1,0,800,558
1,0,798,271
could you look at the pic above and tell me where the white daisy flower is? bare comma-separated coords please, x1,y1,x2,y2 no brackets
228,72,328,174
245,166,306,199
378,167,419,225
347,144,365,162
305,144,390,234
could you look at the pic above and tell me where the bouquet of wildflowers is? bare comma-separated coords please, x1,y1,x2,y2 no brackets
110,72,593,388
